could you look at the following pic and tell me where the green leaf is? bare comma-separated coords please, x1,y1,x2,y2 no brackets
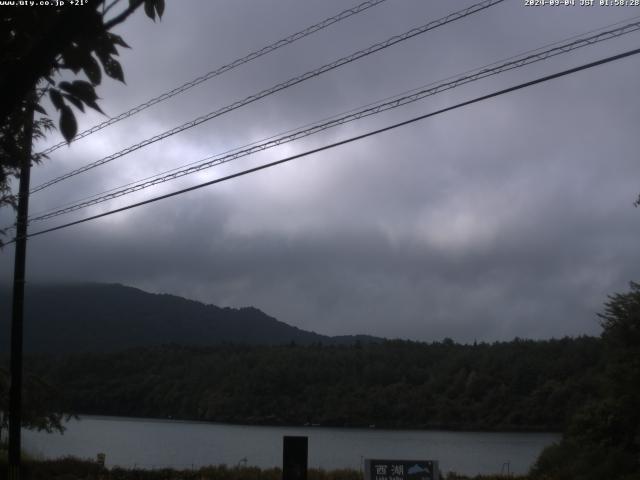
93,34,119,77
108,33,130,49
144,0,156,21
61,45,83,74
104,57,125,83
83,97,104,114
94,48,110,69
155,0,165,19
49,89,64,111
59,105,77,143
61,80,97,101
100,37,118,56
34,104,47,115
58,81,73,94
59,81,103,114
83,54,102,85
62,94,85,112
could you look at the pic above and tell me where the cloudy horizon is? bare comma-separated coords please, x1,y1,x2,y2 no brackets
2,0,640,343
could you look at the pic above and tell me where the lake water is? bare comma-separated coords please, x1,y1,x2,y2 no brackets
23,416,559,476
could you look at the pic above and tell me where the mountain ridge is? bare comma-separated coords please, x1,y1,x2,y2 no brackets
0,283,382,353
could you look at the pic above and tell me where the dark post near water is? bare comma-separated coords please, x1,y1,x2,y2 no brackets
8,96,35,480
282,436,308,480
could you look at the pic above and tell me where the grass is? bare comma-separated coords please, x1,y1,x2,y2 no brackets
0,457,533,480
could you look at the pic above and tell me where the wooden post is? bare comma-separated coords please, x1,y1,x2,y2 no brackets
283,436,307,480
8,95,35,480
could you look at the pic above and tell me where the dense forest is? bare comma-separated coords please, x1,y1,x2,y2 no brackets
24,336,602,432
2,282,639,479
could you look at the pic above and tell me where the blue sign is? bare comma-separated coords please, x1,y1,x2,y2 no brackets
365,459,439,480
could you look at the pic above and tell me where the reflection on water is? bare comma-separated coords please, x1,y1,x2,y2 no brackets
23,416,559,476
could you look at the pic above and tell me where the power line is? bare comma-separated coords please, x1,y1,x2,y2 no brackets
36,0,389,157
17,46,640,242
27,19,640,223
29,13,640,219
29,0,505,194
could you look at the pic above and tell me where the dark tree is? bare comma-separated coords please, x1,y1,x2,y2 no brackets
0,0,165,223
532,282,640,480
0,366,69,443
0,0,167,440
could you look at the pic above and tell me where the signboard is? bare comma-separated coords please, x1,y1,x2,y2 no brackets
364,459,439,480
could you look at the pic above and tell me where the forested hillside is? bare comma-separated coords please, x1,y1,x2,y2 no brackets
27,337,602,431
0,284,379,353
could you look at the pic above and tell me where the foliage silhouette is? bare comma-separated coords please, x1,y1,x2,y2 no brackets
0,0,165,239
531,282,640,479
24,336,602,432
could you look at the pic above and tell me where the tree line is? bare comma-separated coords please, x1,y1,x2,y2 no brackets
20,336,603,432
2,282,639,479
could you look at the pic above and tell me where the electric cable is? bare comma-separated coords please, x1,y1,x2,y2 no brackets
27,19,640,223
13,45,640,243
31,13,640,218
36,0,390,156
29,0,505,194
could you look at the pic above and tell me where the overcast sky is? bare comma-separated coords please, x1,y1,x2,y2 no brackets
2,0,640,342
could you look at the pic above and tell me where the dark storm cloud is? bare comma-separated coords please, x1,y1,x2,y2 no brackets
2,0,640,342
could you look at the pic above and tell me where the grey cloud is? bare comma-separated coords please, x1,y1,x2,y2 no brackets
2,0,640,343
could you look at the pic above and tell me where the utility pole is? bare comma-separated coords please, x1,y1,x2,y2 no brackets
8,95,35,480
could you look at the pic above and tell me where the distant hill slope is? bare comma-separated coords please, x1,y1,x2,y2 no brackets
0,283,381,353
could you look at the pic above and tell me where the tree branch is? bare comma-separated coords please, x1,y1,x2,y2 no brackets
103,0,144,30
102,0,123,17
0,7,100,121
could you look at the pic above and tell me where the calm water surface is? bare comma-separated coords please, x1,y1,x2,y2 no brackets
23,416,559,476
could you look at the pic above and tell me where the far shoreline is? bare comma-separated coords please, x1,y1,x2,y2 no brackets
58,413,562,435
